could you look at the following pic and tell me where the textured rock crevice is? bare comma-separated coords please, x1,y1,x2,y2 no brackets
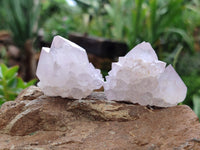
0,86,200,149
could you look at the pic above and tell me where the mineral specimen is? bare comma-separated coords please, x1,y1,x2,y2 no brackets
104,42,187,107
36,36,103,99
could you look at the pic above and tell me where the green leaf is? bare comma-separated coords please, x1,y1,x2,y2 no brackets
17,78,36,89
7,77,18,88
26,79,37,87
5,66,19,79
0,63,36,102
0,64,8,78
17,77,26,88
0,86,4,95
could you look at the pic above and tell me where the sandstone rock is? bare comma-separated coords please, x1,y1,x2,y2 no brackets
16,85,44,101
0,86,200,150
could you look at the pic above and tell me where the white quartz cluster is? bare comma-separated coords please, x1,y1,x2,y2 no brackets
36,36,187,107
36,36,104,99
104,42,187,107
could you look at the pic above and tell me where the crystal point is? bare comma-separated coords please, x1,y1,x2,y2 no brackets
104,42,187,107
36,36,104,99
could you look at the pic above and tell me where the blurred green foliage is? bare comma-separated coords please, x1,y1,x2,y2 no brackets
0,64,37,106
0,1,6,29
1,0,40,48
39,0,200,59
0,0,40,81
176,52,200,108
39,0,79,41
69,0,199,53
193,91,200,121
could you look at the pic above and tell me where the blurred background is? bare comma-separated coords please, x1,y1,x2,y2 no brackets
0,0,200,117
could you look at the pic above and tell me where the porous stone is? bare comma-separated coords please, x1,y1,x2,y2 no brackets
36,36,104,99
104,42,187,107
0,86,199,150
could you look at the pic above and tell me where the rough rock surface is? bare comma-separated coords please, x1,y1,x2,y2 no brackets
0,86,200,150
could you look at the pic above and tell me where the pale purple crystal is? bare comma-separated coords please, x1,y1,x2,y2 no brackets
36,36,104,99
104,42,187,107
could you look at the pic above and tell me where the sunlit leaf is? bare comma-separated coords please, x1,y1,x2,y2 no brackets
5,66,19,79
17,78,26,88
0,64,8,78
